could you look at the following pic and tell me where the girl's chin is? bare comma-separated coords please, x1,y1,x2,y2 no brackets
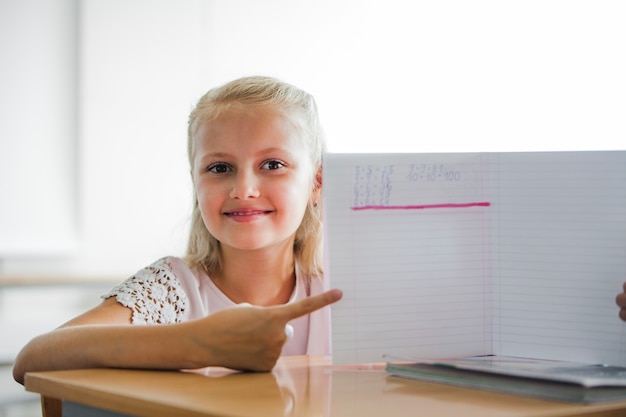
219,236,296,253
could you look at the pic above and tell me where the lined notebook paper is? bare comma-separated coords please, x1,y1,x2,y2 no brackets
323,151,626,365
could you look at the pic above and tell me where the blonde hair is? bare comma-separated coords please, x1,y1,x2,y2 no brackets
185,76,326,278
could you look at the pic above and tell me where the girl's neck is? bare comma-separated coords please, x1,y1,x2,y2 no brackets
211,241,296,306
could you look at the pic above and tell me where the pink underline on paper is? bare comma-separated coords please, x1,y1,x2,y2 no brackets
350,202,491,211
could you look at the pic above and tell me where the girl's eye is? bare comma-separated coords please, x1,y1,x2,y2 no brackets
206,163,232,174
261,160,286,170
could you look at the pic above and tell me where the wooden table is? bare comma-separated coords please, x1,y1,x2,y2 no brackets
24,355,626,417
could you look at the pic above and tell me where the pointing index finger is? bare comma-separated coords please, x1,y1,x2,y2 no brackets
275,289,343,322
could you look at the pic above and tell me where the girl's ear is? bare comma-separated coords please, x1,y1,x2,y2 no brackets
312,166,322,205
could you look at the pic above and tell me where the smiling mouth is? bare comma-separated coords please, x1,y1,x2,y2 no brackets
224,210,272,217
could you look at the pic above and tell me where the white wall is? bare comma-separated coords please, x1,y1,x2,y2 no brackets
1,0,625,278
72,0,204,275
0,0,78,257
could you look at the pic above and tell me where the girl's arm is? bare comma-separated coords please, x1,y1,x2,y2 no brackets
13,289,342,384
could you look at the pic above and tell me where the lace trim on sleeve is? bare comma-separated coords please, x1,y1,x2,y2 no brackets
102,258,188,325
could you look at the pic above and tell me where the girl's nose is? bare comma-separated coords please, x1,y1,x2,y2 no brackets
229,171,260,199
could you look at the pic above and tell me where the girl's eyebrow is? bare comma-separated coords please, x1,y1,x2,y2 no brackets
195,151,238,166
200,151,232,160
194,152,232,171
256,147,297,159
200,147,297,161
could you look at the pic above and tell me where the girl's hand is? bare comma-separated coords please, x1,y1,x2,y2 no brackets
187,289,342,371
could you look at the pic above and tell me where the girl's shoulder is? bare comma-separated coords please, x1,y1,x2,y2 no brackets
102,256,196,324
135,256,203,285
294,263,328,298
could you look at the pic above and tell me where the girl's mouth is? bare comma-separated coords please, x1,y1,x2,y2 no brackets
225,210,270,216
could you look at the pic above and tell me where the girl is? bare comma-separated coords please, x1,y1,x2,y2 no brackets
13,76,342,384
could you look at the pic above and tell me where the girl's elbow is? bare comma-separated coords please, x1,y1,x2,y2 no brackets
12,340,40,385
12,358,26,385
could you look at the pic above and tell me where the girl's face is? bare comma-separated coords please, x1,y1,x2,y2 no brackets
191,106,317,254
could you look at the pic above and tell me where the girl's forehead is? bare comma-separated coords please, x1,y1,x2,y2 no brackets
199,104,308,141
193,108,311,159
208,102,287,121
200,107,292,139
189,102,319,170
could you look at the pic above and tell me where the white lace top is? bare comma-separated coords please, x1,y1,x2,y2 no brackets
103,258,187,324
102,256,331,355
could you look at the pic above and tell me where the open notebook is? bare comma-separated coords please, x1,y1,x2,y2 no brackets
323,151,626,366
384,356,626,403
